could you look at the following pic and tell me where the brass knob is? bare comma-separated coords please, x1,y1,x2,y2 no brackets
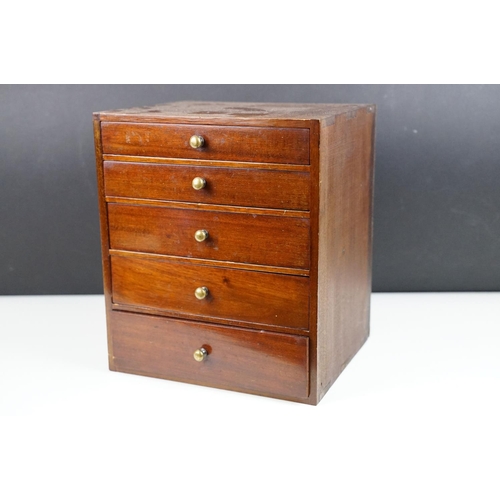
195,286,209,300
193,347,208,362
189,135,204,149
194,229,209,242
192,177,206,190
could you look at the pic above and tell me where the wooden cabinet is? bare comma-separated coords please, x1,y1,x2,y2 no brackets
93,101,376,405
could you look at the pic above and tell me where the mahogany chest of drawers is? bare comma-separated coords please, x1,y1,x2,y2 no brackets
93,101,375,405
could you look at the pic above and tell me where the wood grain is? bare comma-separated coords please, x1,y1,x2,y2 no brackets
307,120,321,405
104,161,310,210
94,101,376,405
105,197,308,218
102,155,310,172
110,310,309,400
111,255,310,330
93,116,115,370
109,249,310,277
101,122,310,165
95,101,364,127
314,106,375,403
108,203,310,270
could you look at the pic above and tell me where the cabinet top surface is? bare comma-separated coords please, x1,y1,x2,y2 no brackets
95,101,373,124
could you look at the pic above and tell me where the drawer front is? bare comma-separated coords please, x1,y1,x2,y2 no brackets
110,311,309,399
108,204,310,270
104,161,311,210
101,122,310,165
111,255,310,330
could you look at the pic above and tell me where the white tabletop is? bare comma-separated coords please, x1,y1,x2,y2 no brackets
1,293,499,499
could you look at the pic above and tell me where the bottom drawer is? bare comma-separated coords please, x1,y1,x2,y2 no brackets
109,311,309,400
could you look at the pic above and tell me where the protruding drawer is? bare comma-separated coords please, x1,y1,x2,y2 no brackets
101,122,310,165
104,161,310,210
110,255,310,330
108,203,310,270
110,311,309,399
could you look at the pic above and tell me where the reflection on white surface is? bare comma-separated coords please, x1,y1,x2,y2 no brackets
1,293,499,499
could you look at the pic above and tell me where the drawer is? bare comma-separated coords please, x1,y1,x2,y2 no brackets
108,203,310,270
111,255,310,330
110,311,309,399
101,122,310,165
104,161,310,210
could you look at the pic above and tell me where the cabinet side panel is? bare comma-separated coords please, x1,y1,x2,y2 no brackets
93,114,115,370
316,107,375,401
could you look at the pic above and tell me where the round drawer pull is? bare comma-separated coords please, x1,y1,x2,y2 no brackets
194,229,209,242
189,135,205,149
195,286,209,300
192,177,206,190
193,347,208,362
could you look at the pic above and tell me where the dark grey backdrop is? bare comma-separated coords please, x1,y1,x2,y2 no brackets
1,85,499,294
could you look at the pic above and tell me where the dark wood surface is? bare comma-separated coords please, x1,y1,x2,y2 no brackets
104,161,311,210
105,197,307,218
111,255,310,330
93,116,115,370
102,155,310,171
109,249,310,278
94,101,375,404
101,122,310,165
108,203,310,270
307,121,321,405
314,106,375,402
96,101,365,125
110,310,309,400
